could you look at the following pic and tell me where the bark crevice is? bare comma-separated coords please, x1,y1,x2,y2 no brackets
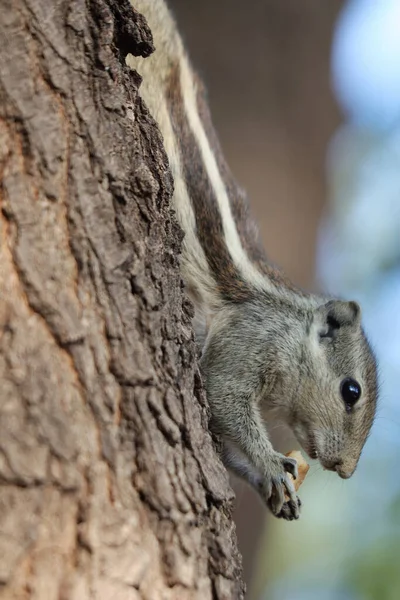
0,1,244,598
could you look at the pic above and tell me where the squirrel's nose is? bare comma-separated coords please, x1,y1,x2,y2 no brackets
322,457,357,479
333,459,355,479
336,462,353,479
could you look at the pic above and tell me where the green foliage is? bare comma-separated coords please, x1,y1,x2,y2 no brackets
345,496,400,600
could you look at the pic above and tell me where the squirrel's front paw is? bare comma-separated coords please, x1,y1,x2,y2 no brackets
260,453,301,521
276,496,302,521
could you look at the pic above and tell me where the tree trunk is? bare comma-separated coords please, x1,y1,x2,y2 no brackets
0,1,244,598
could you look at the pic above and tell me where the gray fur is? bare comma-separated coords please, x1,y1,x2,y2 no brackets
201,294,377,518
127,0,378,521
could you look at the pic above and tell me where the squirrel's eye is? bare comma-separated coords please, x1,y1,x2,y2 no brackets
341,378,361,410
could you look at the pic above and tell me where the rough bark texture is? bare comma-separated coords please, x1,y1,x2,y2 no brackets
0,1,244,598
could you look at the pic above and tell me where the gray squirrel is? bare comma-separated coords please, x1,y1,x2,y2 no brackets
127,0,378,521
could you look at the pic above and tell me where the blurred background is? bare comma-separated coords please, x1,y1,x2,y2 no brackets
168,1,400,598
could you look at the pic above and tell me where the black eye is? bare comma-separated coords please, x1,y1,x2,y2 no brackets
341,378,361,410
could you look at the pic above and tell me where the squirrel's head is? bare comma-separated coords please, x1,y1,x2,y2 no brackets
288,300,378,479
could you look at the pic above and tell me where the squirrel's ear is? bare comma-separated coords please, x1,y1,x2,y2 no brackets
317,300,361,339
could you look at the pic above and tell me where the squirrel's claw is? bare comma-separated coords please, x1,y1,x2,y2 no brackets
277,496,302,521
264,452,302,520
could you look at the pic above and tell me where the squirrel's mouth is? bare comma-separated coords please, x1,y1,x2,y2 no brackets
298,431,318,460
302,440,318,460
295,429,353,478
291,423,319,461
302,437,350,476
306,446,318,460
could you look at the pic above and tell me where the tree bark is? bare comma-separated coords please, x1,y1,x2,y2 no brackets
0,1,244,598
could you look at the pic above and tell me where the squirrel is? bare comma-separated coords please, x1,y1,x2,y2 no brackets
126,0,378,521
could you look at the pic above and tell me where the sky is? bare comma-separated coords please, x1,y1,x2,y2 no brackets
332,0,400,129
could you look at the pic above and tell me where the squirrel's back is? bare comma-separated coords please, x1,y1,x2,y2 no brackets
127,0,298,320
